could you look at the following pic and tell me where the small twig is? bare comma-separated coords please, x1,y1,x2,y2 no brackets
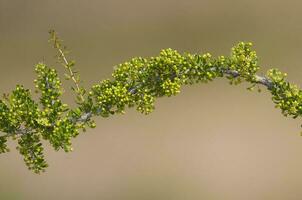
48,30,85,104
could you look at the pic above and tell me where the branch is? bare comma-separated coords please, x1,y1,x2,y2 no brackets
0,40,300,173
48,30,86,104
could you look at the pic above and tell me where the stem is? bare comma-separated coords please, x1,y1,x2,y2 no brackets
57,48,85,103
75,68,274,124
48,30,85,104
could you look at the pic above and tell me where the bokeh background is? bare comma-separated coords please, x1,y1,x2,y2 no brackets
1,0,302,199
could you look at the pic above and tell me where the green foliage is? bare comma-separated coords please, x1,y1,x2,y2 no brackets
17,133,48,173
267,69,302,118
0,32,301,173
228,42,259,83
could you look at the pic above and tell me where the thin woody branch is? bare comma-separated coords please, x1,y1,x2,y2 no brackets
48,30,86,104
0,38,300,173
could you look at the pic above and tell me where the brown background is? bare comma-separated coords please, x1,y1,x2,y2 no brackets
1,0,302,199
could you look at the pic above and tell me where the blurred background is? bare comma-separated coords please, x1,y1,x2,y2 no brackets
1,0,302,199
